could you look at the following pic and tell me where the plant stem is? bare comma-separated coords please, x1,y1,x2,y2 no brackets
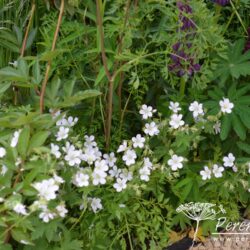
125,215,133,250
13,2,36,105
180,77,186,97
191,220,200,250
39,0,64,113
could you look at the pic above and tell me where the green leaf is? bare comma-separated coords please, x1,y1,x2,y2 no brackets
237,141,250,154
0,82,11,94
0,67,28,82
232,113,246,140
11,228,33,245
220,115,232,140
63,78,75,98
58,89,101,108
28,131,50,153
17,127,30,159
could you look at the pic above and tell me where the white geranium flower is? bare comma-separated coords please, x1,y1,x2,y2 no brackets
49,109,61,119
11,130,21,147
33,178,59,201
169,101,181,113
84,135,97,148
189,101,204,118
56,204,68,218
219,98,234,114
132,134,145,148
117,140,128,153
89,198,103,213
65,149,81,167
169,114,185,129
144,122,159,136
232,165,238,172
92,171,107,185
223,153,235,168
113,178,127,192
109,165,121,178
64,116,78,127
103,152,117,167
122,149,137,166
51,143,61,158
53,174,64,184
200,166,211,180
139,167,151,182
81,147,97,164
56,127,69,141
119,169,133,181
1,165,7,176
139,104,155,119
143,157,153,169
72,171,89,187
39,209,55,223
212,164,224,178
0,147,6,158
168,154,184,171
213,121,221,134
0,197,4,203
94,160,109,173
13,203,28,215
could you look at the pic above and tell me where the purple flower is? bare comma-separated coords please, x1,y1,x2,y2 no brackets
177,1,195,31
212,0,230,6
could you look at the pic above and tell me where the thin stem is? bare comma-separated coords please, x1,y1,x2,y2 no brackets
191,220,200,250
125,215,133,250
39,0,65,113
230,0,248,35
13,2,36,105
179,77,186,97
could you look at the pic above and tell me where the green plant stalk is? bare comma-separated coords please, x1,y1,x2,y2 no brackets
230,0,248,35
180,77,186,97
39,0,65,113
125,215,134,250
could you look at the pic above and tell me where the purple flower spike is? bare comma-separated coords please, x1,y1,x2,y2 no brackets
212,0,230,6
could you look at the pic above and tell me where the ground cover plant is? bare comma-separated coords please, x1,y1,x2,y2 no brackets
0,0,249,249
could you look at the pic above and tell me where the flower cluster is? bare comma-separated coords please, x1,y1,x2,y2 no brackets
212,0,229,6
200,153,236,180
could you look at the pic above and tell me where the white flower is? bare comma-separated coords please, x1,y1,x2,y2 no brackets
72,171,89,187
94,160,109,173
81,147,97,164
89,198,103,213
200,166,212,180
39,209,55,223
103,152,117,167
51,143,61,158
122,149,137,166
119,169,133,181
11,130,21,147
84,135,97,148
65,116,78,127
144,122,159,136
219,98,234,114
9,60,18,68
213,121,221,134
33,178,59,201
132,134,145,148
53,174,64,184
109,165,121,178
139,167,151,182
139,104,155,119
13,203,28,215
143,157,153,169
56,127,69,141
169,114,185,129
49,109,61,119
117,140,128,153
0,147,6,158
189,101,204,118
232,165,238,172
92,171,107,185
212,164,224,178
0,197,4,202
56,204,68,218
65,149,81,167
168,154,184,171
169,101,181,113
113,178,127,192
223,153,235,168
119,204,126,208
1,165,7,176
